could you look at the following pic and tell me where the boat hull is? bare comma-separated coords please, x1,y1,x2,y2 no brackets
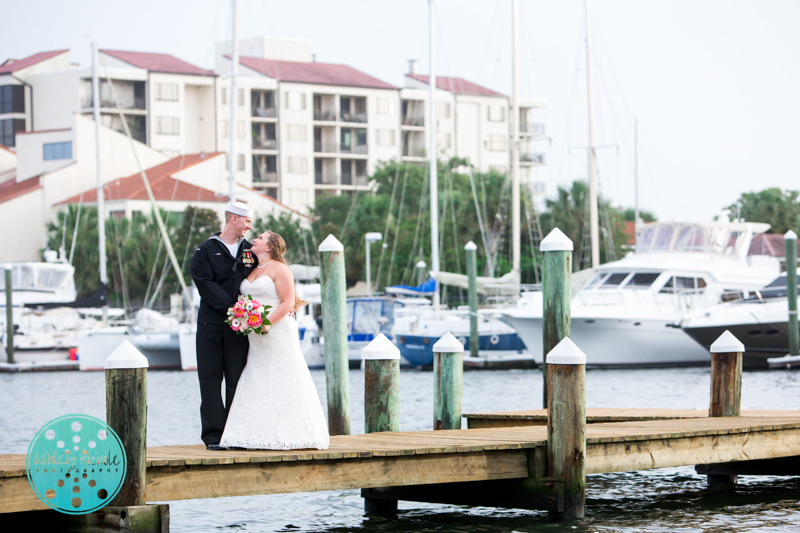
78,328,182,370
683,322,791,368
396,332,523,367
504,315,711,368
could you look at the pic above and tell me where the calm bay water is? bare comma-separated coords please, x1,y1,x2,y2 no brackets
2,367,800,532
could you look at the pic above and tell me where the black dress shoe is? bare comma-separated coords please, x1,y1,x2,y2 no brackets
206,444,226,451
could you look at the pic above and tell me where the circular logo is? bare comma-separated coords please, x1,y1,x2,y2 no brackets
26,415,127,514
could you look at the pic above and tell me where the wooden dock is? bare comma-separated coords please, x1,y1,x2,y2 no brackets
4,410,800,515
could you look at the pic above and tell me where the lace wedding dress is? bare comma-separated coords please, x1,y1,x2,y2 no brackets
220,276,329,450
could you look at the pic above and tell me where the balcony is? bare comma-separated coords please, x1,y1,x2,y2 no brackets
314,174,369,187
401,117,425,127
253,172,278,184
340,143,367,155
82,79,146,111
340,111,367,123
341,174,368,186
315,172,338,185
520,153,545,164
252,106,277,119
251,90,277,119
313,110,337,122
340,96,367,123
314,140,339,154
252,138,278,150
520,123,546,135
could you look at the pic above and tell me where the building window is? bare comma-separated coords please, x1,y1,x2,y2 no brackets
436,102,450,119
0,118,25,147
287,156,307,174
287,124,306,142
0,85,25,114
43,141,72,160
221,88,228,106
488,105,505,122
377,129,395,146
238,154,245,171
237,120,245,139
238,88,244,106
284,92,306,110
486,134,505,151
156,117,179,135
377,97,394,115
155,83,179,101
253,155,278,183
222,120,245,138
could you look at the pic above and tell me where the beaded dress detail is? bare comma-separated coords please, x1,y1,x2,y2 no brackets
220,276,329,450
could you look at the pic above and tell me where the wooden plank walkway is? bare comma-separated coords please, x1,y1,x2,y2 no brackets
465,408,800,427
3,410,800,514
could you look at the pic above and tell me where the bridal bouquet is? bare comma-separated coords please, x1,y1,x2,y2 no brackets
226,295,272,335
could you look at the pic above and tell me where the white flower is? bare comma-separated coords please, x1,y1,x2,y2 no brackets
245,302,253,311
231,319,240,328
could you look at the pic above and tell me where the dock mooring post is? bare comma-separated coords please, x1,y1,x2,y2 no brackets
361,333,401,513
105,340,168,532
433,332,464,430
319,234,351,436
546,337,586,521
786,230,799,356
707,330,744,487
465,241,479,358
4,265,13,364
541,228,573,408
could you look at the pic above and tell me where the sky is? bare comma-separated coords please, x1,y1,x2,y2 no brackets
4,0,800,223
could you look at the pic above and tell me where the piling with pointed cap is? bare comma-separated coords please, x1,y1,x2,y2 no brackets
541,228,573,408
465,241,479,358
105,340,149,507
546,337,586,521
786,230,799,356
433,332,464,430
319,234,350,435
709,330,744,418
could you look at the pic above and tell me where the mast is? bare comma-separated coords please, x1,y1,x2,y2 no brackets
228,0,239,201
634,118,639,234
428,0,440,307
584,0,600,267
511,0,520,274
92,43,108,325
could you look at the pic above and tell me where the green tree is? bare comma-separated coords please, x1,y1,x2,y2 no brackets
45,205,100,298
621,208,656,223
727,188,800,234
252,211,314,265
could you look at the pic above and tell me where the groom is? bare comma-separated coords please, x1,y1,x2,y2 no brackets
190,201,256,450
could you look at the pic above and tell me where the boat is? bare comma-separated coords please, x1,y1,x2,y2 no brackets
502,220,781,367
681,269,800,368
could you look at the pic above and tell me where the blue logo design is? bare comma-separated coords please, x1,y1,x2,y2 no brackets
26,414,127,514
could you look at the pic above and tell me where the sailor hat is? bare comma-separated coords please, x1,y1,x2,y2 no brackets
226,201,254,218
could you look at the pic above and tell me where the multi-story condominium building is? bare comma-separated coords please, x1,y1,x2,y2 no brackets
1,37,548,217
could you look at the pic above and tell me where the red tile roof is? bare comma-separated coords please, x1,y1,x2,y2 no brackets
749,233,800,257
0,176,41,205
100,50,214,76
406,74,504,97
57,153,225,205
0,50,68,75
623,221,636,245
236,56,395,90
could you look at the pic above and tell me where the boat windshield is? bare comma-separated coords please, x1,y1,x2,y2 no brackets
735,273,800,302
659,276,707,294
636,223,741,256
623,273,661,288
0,265,68,292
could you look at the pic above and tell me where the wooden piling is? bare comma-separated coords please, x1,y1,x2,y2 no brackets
708,330,744,487
363,334,400,434
546,337,586,521
786,230,799,356
319,234,351,436
433,332,464,430
361,333,401,513
4,266,12,364
105,340,149,507
541,228,573,408
465,241,479,359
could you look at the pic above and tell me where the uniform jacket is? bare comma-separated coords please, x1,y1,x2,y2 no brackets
190,233,255,324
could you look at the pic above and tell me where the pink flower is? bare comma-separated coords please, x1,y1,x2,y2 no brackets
251,300,261,310
234,308,246,318
248,314,262,327
230,318,241,331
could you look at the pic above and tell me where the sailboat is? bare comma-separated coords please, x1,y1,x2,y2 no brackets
389,0,529,368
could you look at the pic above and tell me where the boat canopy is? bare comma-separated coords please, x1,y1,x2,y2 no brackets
385,277,437,296
0,262,75,294
430,270,520,296
635,221,770,257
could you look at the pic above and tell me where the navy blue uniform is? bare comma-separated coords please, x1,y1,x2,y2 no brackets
190,233,254,446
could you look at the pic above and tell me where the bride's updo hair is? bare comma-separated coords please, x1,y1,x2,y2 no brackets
265,231,307,312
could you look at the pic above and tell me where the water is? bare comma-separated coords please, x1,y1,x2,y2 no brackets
3,367,800,532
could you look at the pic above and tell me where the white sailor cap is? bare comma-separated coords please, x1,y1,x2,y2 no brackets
226,201,254,218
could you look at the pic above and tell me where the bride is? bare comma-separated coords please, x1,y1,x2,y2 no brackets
220,231,329,450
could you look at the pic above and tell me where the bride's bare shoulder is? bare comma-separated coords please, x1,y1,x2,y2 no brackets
271,262,294,282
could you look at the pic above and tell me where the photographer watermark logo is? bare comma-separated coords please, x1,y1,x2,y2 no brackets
26,414,127,514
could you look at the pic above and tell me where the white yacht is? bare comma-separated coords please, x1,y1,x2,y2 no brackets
681,269,799,368
502,220,780,367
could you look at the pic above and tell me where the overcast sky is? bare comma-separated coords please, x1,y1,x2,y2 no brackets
4,0,799,222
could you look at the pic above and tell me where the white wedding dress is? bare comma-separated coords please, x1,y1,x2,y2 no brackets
220,276,330,450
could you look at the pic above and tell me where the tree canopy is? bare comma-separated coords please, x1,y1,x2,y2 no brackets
727,188,800,234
